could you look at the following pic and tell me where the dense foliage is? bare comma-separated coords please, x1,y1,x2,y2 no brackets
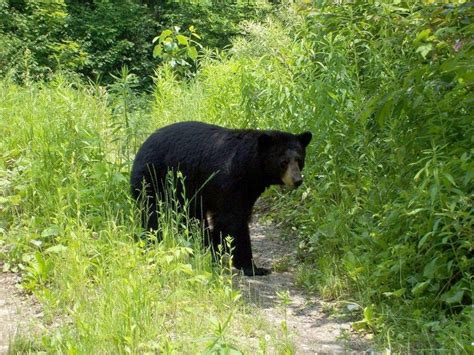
286,2,473,349
0,0,269,85
149,2,473,350
225,2,473,349
1,0,472,352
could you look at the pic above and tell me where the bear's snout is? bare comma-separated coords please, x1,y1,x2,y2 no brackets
281,159,304,188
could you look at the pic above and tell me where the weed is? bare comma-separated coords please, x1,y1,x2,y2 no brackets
1,1,472,352
0,77,279,353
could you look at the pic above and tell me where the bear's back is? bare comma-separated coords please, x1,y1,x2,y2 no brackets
130,121,260,198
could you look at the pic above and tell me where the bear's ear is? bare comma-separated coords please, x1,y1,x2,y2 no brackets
298,131,312,148
258,133,273,152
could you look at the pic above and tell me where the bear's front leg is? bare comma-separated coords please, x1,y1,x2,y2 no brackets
212,213,271,276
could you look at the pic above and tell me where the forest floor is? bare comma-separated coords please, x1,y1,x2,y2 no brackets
237,218,372,354
0,219,371,354
0,270,43,354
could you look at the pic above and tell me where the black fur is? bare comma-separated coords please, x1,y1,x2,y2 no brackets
130,121,311,276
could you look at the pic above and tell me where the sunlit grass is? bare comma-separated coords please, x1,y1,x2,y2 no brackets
0,76,287,353
1,1,472,352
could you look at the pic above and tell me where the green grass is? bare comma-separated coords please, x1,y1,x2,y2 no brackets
0,76,290,353
1,1,473,352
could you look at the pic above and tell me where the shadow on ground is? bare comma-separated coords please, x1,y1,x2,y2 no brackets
235,220,372,354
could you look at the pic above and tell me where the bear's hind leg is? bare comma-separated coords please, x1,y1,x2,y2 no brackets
145,200,158,231
212,213,271,276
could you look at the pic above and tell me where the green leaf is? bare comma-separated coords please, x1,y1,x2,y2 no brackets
412,280,430,296
176,35,188,46
46,244,68,254
430,184,438,204
179,264,194,275
187,46,198,61
416,44,433,59
352,320,369,331
153,45,162,58
423,258,438,278
159,29,173,43
441,288,464,305
356,95,379,124
418,232,432,249
41,225,59,238
375,96,393,128
407,208,428,216
2,262,10,272
363,305,375,326
442,173,457,187
112,172,127,184
30,239,42,247
414,29,432,44
383,288,406,298
9,195,21,206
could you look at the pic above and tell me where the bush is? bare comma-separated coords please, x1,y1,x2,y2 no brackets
255,2,473,350
1,1,471,351
0,0,271,86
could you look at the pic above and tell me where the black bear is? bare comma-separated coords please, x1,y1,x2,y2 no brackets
130,121,312,276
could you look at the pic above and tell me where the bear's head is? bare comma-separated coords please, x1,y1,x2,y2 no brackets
258,131,312,188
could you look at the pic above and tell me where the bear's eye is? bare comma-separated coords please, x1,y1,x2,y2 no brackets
280,160,289,168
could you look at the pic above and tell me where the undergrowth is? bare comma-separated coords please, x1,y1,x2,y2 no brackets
0,76,288,353
1,1,472,352
148,2,473,351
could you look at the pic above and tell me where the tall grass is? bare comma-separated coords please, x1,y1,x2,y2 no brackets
147,2,472,351
0,75,290,353
229,3,472,351
1,1,472,352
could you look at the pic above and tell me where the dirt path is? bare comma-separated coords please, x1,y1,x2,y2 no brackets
0,221,370,354
238,220,371,354
0,269,42,354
